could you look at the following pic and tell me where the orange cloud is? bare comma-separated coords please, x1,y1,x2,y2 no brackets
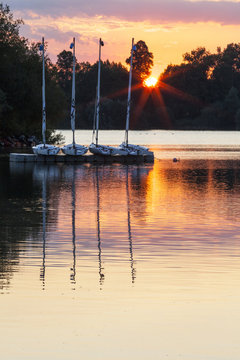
10,2,240,77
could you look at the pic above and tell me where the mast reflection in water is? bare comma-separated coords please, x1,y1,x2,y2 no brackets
40,168,46,289
70,167,76,287
126,165,136,284
95,166,105,287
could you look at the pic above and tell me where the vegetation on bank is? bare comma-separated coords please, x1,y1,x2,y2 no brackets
1,3,240,144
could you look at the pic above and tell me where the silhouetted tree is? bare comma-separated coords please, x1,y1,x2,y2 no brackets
159,45,240,130
56,50,74,87
0,4,66,138
126,40,153,81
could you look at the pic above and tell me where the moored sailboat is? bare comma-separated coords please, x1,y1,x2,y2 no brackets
89,38,128,156
118,38,151,156
61,38,88,155
32,37,60,156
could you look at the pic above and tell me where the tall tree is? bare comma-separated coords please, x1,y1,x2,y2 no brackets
211,43,240,99
0,3,23,43
56,50,74,87
126,40,153,81
0,4,66,137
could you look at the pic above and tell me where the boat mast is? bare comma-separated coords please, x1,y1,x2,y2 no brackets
92,86,97,143
125,38,134,146
41,37,46,147
96,38,103,146
71,37,76,146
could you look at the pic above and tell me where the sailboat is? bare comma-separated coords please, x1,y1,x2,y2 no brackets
61,38,88,155
32,37,60,156
118,38,150,156
89,38,128,156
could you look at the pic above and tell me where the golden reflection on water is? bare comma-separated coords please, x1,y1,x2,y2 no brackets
1,157,240,359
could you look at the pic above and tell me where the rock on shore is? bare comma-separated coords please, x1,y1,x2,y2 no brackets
0,135,40,148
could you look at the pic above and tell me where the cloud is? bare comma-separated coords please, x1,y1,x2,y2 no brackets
30,25,87,44
8,0,240,25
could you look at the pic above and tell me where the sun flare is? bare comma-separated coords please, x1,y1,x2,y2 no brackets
144,76,158,88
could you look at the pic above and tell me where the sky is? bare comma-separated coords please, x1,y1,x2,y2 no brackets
7,0,240,77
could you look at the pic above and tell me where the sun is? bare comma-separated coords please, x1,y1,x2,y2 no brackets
144,76,158,88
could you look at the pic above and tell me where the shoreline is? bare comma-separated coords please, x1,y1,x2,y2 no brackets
0,134,39,149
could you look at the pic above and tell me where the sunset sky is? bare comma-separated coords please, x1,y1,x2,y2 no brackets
7,0,240,77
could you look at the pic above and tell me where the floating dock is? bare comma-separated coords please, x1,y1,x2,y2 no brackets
10,152,154,164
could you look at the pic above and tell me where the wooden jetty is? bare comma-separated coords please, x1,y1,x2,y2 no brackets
10,152,154,164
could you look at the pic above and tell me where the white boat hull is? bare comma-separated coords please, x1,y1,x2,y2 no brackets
61,144,88,155
32,144,60,155
89,143,128,156
118,142,150,155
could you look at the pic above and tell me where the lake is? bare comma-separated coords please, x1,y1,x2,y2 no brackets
59,128,240,146
1,131,240,359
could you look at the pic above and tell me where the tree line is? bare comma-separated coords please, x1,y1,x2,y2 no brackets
1,3,240,142
159,45,240,130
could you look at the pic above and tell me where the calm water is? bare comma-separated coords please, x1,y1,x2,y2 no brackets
1,135,240,359
59,129,240,147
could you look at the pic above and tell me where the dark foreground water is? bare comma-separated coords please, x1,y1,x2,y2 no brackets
1,151,240,359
